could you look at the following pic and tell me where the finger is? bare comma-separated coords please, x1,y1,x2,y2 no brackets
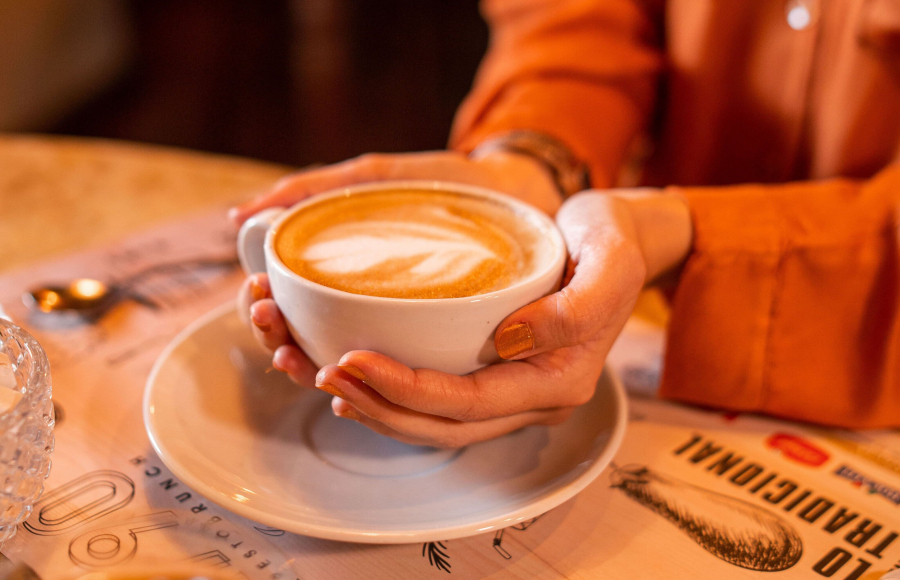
329,349,602,421
329,388,575,449
236,273,271,327
272,344,317,389
329,397,437,447
228,154,398,225
494,193,647,360
248,299,292,351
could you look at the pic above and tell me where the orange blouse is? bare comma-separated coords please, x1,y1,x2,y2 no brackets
450,0,900,428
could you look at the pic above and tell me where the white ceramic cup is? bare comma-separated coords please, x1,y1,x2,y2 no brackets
237,180,566,375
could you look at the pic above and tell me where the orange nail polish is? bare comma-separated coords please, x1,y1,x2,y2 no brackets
496,322,534,359
339,408,361,421
250,279,267,302
318,383,347,398
339,364,367,382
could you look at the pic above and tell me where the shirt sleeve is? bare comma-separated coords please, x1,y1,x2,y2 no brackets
449,0,663,188
661,164,900,429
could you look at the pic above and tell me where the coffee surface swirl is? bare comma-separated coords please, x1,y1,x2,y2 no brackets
274,190,544,299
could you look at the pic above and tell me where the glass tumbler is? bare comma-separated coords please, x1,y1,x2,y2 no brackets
0,319,53,544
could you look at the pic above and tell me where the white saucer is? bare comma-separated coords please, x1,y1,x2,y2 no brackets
144,303,627,543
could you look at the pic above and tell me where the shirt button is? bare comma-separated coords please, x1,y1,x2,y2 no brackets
785,0,819,30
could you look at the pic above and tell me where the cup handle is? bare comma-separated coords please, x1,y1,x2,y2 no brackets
237,208,284,275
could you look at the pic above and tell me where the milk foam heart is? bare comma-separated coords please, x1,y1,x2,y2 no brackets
274,190,547,299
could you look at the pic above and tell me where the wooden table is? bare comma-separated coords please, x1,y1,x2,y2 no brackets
0,134,290,273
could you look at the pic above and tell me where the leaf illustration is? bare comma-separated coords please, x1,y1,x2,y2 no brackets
422,541,451,574
611,465,803,571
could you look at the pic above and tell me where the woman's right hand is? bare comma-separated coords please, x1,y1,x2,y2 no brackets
237,188,693,446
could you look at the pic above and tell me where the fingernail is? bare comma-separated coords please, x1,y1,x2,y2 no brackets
272,344,293,373
338,407,361,421
318,382,347,399
338,364,367,383
496,322,534,359
272,349,287,372
250,309,271,333
250,279,267,302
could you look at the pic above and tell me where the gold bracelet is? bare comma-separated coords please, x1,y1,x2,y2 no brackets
468,130,591,198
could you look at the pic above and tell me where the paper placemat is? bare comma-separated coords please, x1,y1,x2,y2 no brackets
1,211,899,579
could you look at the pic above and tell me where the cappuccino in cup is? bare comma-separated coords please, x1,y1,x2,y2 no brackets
237,181,566,374
273,190,549,299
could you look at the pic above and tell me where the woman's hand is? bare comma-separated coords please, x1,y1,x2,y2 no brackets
241,189,692,447
234,148,563,395
229,149,563,226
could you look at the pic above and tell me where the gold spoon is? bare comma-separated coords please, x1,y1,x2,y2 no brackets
23,257,238,321
25,278,122,318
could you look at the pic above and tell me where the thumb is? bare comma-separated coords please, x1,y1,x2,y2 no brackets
494,192,646,359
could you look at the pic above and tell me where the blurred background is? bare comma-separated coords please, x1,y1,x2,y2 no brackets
0,0,488,166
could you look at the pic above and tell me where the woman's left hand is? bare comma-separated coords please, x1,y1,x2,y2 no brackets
306,189,692,447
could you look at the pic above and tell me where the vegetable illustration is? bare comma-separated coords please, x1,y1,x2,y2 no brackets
610,465,802,571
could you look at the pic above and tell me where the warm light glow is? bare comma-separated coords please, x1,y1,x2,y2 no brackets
72,278,106,298
39,291,60,311
233,493,249,503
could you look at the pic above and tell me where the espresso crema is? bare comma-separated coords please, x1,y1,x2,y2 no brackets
274,190,546,299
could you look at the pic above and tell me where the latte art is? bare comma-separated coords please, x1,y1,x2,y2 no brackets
275,190,545,299
302,217,498,279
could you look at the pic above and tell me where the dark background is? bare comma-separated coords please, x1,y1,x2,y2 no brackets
49,0,488,166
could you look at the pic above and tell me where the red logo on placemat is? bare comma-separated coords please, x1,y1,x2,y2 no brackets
766,433,830,467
